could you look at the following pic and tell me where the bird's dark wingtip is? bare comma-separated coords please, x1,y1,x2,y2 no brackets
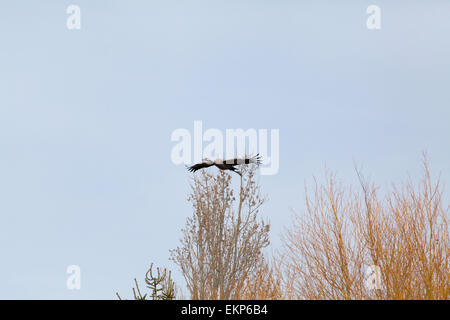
253,153,262,165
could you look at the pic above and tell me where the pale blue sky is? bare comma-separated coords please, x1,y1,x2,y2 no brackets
0,1,449,299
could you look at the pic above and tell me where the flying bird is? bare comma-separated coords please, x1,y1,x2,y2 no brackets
187,154,262,176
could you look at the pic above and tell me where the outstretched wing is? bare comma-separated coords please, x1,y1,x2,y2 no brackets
186,162,214,173
222,154,262,166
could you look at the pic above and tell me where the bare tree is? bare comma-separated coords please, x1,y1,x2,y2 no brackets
280,155,449,300
170,166,270,299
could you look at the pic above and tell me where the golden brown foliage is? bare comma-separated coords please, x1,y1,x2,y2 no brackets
280,156,449,300
236,256,284,300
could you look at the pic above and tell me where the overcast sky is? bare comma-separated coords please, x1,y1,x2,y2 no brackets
0,0,449,299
